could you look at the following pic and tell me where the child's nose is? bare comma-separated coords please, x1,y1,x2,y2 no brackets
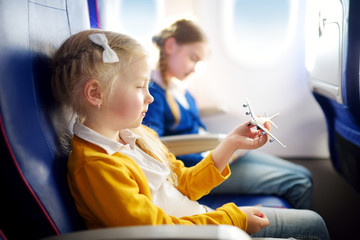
147,93,154,104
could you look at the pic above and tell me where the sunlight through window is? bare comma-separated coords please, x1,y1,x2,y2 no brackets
221,0,298,68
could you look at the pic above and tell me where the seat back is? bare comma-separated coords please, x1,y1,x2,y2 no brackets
0,0,91,239
306,0,360,192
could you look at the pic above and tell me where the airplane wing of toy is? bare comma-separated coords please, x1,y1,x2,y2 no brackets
243,97,287,147
245,97,256,119
256,123,287,148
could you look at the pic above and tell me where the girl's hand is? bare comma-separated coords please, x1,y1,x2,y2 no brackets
239,207,269,235
227,121,270,150
212,121,271,172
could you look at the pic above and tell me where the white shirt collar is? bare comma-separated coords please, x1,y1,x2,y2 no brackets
73,121,138,155
151,70,166,89
151,70,190,109
151,70,188,92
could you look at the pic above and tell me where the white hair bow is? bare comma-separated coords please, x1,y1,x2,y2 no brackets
88,33,119,63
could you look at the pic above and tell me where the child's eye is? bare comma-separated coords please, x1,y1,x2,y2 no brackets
137,79,151,89
137,83,148,89
191,55,199,62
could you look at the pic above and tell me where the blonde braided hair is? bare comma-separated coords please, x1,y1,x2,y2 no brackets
152,19,206,125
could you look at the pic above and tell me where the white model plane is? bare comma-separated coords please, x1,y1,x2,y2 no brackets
243,97,286,147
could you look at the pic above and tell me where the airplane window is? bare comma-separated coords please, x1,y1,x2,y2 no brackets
118,0,158,37
221,0,298,67
97,0,161,64
97,0,159,38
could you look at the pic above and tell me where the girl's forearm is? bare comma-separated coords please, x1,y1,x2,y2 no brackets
211,137,237,173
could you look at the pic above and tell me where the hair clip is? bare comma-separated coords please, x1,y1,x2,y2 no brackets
88,33,119,63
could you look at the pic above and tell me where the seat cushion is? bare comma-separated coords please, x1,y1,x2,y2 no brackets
199,194,291,209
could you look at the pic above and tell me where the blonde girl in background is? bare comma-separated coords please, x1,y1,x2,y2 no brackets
51,29,329,239
143,19,314,210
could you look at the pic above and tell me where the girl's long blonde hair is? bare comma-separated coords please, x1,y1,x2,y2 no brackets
51,29,177,185
152,19,206,125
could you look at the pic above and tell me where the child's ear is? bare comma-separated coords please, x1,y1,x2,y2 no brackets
164,37,179,55
84,79,103,107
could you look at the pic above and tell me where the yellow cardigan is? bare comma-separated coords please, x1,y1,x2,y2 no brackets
67,127,247,230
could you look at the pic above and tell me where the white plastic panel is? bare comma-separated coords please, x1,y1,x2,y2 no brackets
305,0,345,104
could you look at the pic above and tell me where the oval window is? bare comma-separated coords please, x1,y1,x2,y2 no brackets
221,0,298,68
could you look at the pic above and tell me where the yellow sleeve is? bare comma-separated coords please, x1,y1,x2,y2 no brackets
68,150,246,230
169,151,231,201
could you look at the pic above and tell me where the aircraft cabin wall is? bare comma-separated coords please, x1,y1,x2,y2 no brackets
97,0,329,158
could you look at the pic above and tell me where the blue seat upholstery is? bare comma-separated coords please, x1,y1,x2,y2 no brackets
199,194,290,209
308,0,360,192
0,1,288,239
0,0,89,238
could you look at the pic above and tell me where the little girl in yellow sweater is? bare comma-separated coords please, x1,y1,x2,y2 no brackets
51,29,329,239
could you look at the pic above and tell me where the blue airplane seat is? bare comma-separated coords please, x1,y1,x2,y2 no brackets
0,0,90,239
307,0,360,192
199,194,290,209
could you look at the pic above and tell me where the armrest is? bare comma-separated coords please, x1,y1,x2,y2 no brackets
160,133,226,156
42,225,251,240
199,105,228,118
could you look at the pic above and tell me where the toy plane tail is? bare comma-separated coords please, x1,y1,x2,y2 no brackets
265,112,280,129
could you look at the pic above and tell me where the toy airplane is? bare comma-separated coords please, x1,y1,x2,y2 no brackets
243,97,287,147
